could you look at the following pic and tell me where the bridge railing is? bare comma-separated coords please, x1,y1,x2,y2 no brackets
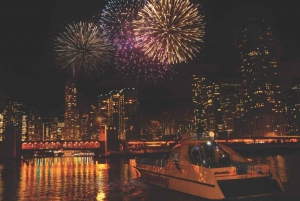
21,141,100,150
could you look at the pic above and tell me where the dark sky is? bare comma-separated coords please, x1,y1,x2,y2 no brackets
0,0,300,118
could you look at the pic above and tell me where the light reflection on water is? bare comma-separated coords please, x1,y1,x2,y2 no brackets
0,154,299,201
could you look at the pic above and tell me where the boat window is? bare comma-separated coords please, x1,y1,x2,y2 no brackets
188,143,232,167
188,145,205,165
188,143,216,166
215,144,232,167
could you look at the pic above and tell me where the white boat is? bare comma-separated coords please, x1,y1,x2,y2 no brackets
134,133,283,200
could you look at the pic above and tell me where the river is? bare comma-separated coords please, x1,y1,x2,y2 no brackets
0,153,300,201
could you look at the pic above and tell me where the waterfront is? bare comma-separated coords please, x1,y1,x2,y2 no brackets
0,153,300,201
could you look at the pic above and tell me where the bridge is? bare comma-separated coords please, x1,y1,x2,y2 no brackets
20,136,300,152
21,141,100,150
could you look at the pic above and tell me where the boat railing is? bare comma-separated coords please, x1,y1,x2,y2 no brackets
135,157,168,167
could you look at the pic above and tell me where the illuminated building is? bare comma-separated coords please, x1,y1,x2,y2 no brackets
34,117,43,141
50,118,58,140
57,122,65,141
0,112,3,141
64,77,80,140
235,18,284,136
98,94,108,117
192,71,224,136
162,111,175,135
21,115,27,141
119,88,139,140
283,78,300,135
107,90,120,137
27,114,35,141
43,121,50,141
80,113,89,140
88,104,98,140
146,120,163,140
3,97,33,141
220,80,245,138
98,88,140,140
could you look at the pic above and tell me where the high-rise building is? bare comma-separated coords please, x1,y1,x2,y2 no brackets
98,94,108,117
162,111,175,135
235,18,284,136
64,77,80,140
119,88,139,140
27,113,35,141
283,78,300,135
50,118,58,140
88,104,98,140
34,117,43,141
43,121,50,141
3,97,33,141
80,113,89,140
192,71,223,136
107,90,120,133
220,80,245,137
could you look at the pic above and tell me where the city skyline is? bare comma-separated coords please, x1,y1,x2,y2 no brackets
1,0,300,119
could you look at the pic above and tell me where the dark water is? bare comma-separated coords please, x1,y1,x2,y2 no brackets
0,153,300,201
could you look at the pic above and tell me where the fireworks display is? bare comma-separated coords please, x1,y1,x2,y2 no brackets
54,21,113,75
100,0,145,45
100,0,174,84
133,0,205,64
115,38,175,85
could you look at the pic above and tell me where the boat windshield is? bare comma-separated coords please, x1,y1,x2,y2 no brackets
188,142,231,167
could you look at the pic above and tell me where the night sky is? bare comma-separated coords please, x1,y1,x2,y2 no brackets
0,0,300,119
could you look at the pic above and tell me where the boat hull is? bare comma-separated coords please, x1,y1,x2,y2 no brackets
136,167,225,200
135,166,279,200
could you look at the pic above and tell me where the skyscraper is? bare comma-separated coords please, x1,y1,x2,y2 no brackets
119,88,139,140
220,80,245,137
107,90,120,133
235,18,284,136
192,70,223,136
283,78,300,135
64,77,80,140
80,113,89,140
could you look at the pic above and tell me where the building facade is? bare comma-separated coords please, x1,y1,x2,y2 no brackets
64,77,80,140
235,18,285,136
220,81,245,138
283,78,300,135
192,71,224,136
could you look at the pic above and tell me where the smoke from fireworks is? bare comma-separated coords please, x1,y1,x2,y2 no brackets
54,21,113,75
115,38,175,85
133,0,205,64
100,0,145,45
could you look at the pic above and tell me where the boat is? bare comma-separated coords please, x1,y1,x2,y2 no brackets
134,133,283,200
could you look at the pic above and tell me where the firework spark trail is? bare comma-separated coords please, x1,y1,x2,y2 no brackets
100,0,175,84
100,0,145,45
54,21,113,75
133,0,205,64
115,38,175,85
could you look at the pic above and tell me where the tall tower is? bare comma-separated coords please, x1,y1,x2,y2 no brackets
283,78,300,135
236,18,284,136
119,88,139,140
64,77,80,140
220,80,244,137
192,70,223,136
